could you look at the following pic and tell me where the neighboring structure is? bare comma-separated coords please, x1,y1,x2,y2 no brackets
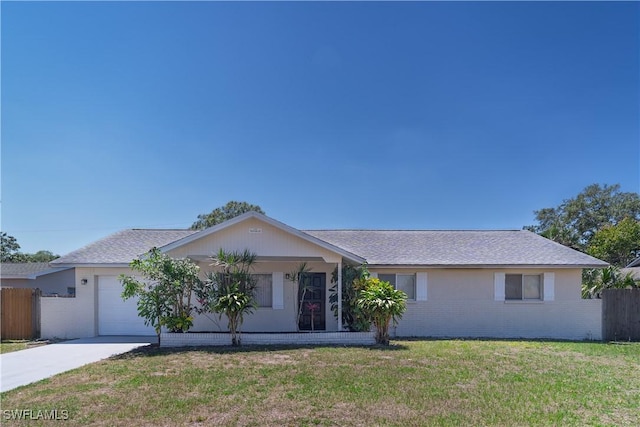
45,212,607,340
622,256,640,282
626,257,640,268
0,263,75,296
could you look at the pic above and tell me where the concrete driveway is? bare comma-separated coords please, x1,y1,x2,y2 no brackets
1,336,157,393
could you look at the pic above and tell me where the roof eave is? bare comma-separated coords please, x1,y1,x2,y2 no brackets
368,263,609,269
0,267,72,279
45,263,131,269
626,256,640,268
32,267,73,277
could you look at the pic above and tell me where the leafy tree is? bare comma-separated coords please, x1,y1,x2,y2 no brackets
356,277,407,345
587,217,640,267
120,248,201,343
0,232,59,262
525,184,640,250
329,263,371,332
190,201,265,230
581,266,638,299
1,232,21,262
28,250,59,262
194,249,258,346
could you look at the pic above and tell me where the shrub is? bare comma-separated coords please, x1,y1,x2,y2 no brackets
329,264,371,332
120,248,200,343
194,249,257,346
356,278,407,345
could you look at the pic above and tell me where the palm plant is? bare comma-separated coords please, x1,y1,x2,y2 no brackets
197,249,258,346
288,262,313,331
357,278,407,345
582,266,638,299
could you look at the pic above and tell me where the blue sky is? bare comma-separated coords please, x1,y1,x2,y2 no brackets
2,1,639,256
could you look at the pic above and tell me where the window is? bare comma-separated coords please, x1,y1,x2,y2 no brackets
379,274,416,300
253,274,273,308
67,287,76,297
505,274,541,300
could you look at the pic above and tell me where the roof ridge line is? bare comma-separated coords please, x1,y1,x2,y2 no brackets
129,228,194,231
304,229,524,232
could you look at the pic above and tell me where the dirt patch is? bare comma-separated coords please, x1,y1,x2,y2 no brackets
248,353,298,365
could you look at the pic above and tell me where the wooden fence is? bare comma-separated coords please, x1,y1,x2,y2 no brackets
602,288,640,342
1,288,41,340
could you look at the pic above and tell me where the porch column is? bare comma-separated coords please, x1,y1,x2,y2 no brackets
337,261,343,331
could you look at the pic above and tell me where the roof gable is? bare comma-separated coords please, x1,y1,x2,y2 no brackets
162,212,364,263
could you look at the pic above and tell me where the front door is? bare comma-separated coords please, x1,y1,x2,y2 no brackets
298,273,326,331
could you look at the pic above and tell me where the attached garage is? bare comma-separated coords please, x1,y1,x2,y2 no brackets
98,276,154,335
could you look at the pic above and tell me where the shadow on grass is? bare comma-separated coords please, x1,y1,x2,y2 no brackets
111,342,410,359
112,336,626,361
392,336,609,344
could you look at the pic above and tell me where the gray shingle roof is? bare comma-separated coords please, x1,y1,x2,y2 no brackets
303,229,608,267
51,229,198,265
49,225,608,268
0,262,70,279
621,267,640,280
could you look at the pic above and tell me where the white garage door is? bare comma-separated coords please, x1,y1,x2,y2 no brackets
98,276,154,335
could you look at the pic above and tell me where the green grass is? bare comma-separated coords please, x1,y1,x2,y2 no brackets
0,340,29,354
1,340,639,426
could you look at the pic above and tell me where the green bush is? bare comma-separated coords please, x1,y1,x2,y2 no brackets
329,264,371,332
194,249,257,346
356,278,407,345
120,248,200,342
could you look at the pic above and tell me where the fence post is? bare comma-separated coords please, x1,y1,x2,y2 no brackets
33,288,41,339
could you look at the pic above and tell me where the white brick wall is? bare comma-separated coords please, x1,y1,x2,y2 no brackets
394,299,601,340
41,297,94,339
43,266,601,342
377,268,602,341
161,332,376,347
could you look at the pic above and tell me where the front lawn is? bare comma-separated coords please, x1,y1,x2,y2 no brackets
1,340,638,426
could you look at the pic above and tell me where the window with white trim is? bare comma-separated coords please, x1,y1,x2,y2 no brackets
379,274,415,300
505,274,542,300
253,274,273,308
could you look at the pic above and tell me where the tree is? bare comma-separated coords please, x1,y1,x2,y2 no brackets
194,249,258,346
190,201,265,230
581,266,637,299
356,277,407,345
526,184,640,250
120,248,201,343
0,232,59,262
587,217,640,267
28,250,59,263
1,232,21,262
